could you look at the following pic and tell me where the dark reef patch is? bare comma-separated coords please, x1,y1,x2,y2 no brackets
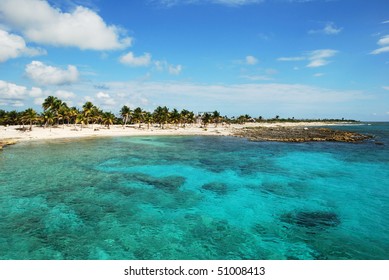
201,182,228,195
281,210,340,229
131,173,186,191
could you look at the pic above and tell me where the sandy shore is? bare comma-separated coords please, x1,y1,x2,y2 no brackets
0,122,350,143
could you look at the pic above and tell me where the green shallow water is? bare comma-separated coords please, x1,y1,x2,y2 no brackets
0,124,388,259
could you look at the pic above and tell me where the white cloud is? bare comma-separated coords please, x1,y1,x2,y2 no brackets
313,73,324,77
241,75,273,81
153,0,263,7
382,86,389,91
11,100,25,107
168,64,182,75
96,91,116,107
371,35,389,55
34,97,45,106
0,80,29,107
55,90,76,100
25,61,79,85
378,35,389,46
0,80,27,99
212,0,263,6
119,52,152,67
278,49,337,68
96,92,111,99
382,20,389,24
307,49,338,68
0,29,46,62
277,56,305,61
104,80,370,117
245,55,258,65
309,22,342,35
0,0,131,50
153,60,183,75
29,87,44,97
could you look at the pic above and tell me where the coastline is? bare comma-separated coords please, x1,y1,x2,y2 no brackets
0,122,353,144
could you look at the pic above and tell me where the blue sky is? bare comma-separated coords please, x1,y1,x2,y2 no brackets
0,0,388,120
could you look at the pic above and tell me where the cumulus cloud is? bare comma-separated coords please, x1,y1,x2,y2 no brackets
245,55,258,65
0,80,27,99
0,29,46,62
25,61,79,85
0,80,29,107
29,87,44,97
55,90,76,100
309,22,343,35
168,64,183,75
371,35,389,55
0,0,131,50
104,80,370,118
96,91,116,106
119,52,152,67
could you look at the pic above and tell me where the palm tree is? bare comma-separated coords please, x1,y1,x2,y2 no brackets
212,110,221,127
169,108,181,128
42,96,58,112
101,112,115,129
82,101,95,126
69,107,79,129
76,114,86,130
91,107,103,128
132,107,144,128
153,106,169,128
42,111,55,131
201,112,212,128
22,108,38,130
120,105,132,128
3,110,19,126
143,112,153,129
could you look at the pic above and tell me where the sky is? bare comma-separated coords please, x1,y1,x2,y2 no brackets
0,0,388,120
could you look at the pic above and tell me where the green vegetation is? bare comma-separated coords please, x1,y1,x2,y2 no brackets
0,96,359,130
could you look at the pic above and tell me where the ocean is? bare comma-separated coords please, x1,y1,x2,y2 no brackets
0,123,388,259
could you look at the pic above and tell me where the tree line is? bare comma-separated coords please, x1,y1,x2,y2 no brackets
0,96,357,131
0,96,231,130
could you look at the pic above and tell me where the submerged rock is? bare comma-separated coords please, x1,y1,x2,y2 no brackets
132,173,186,191
202,182,228,195
281,210,340,229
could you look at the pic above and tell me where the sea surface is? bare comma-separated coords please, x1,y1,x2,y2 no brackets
0,123,388,260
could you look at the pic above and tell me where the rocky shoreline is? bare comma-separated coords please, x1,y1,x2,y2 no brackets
0,140,17,151
233,126,373,143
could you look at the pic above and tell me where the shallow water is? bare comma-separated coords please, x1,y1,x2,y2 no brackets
0,123,388,259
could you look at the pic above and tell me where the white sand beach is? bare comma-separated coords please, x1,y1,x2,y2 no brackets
0,122,346,143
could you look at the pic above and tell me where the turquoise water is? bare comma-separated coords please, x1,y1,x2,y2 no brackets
0,123,388,259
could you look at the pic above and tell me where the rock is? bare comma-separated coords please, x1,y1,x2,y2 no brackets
0,139,17,150
202,182,228,195
234,127,372,143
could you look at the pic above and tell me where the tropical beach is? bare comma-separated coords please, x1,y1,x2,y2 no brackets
0,120,364,143
1,0,388,267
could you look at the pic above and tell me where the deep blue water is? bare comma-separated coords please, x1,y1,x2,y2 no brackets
0,123,388,259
